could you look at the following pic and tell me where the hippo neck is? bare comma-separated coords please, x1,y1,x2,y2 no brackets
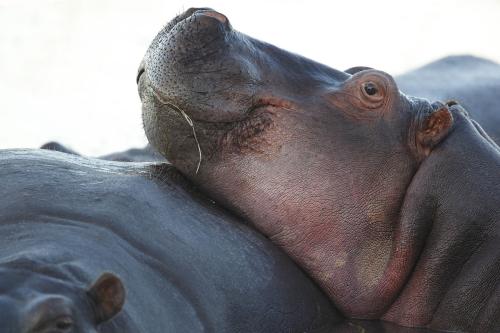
383,111,500,330
196,146,420,318
195,110,500,325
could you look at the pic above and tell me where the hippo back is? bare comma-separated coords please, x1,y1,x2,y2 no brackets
0,149,339,332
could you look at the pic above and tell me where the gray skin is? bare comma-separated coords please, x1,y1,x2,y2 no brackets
0,149,341,333
40,141,165,162
139,8,500,332
395,55,500,143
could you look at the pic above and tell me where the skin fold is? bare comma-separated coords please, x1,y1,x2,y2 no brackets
396,55,500,144
138,8,500,332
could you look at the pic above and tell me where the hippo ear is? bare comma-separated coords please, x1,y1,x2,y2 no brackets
87,272,125,323
416,105,454,156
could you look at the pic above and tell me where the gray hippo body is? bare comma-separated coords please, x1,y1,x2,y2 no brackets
40,142,165,162
396,55,500,142
0,149,339,332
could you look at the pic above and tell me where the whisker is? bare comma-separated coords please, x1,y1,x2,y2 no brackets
149,87,203,174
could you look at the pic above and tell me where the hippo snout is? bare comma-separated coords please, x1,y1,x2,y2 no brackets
182,7,229,23
198,10,229,24
163,7,231,40
144,7,232,91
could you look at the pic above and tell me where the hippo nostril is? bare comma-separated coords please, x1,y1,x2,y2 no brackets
197,10,229,25
136,67,145,84
136,60,146,84
184,7,201,17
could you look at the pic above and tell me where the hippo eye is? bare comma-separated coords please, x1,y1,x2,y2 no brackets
33,315,74,332
363,82,378,96
55,316,73,330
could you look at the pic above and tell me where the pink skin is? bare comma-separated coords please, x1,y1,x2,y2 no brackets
137,8,477,328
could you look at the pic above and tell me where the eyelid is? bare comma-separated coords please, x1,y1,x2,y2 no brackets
34,315,73,331
249,96,297,113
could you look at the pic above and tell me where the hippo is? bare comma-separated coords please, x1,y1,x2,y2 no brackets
395,55,500,143
347,55,500,144
138,8,500,332
41,57,500,161
40,141,165,162
0,149,341,332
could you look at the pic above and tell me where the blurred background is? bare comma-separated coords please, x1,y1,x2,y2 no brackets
1,0,499,155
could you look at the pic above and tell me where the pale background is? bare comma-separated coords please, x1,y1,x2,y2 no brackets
1,0,499,155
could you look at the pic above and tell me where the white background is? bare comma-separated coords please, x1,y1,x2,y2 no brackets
1,0,499,155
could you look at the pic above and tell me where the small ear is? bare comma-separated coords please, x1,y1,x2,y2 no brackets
417,106,454,156
87,272,125,323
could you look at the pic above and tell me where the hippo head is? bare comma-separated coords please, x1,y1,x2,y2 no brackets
0,267,125,333
138,9,454,318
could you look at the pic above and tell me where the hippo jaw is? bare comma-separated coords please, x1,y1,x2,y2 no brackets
139,8,455,320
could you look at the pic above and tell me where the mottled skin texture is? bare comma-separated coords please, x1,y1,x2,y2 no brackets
139,8,500,332
0,149,340,333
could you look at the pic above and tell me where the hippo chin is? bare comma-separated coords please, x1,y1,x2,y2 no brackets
139,8,500,332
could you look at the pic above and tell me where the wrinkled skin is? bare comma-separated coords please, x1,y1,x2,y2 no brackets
347,55,500,144
396,55,500,143
139,8,500,331
0,149,340,333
